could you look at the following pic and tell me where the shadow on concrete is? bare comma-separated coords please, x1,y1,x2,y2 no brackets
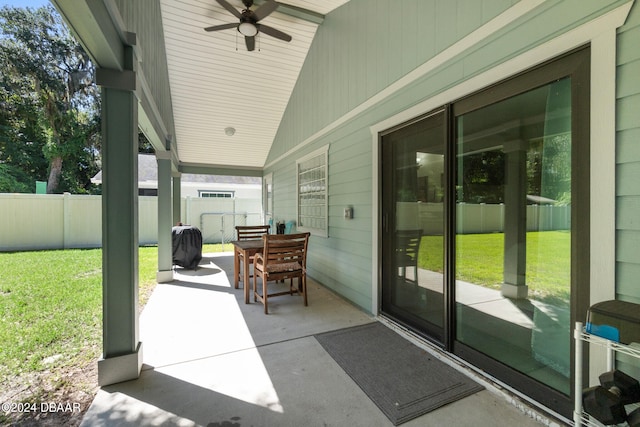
81,253,548,427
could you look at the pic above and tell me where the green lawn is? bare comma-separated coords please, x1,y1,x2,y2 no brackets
0,243,226,414
0,249,103,379
418,230,571,305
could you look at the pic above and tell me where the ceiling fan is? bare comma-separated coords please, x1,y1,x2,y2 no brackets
204,0,292,51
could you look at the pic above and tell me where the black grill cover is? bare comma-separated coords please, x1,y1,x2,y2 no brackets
171,226,203,269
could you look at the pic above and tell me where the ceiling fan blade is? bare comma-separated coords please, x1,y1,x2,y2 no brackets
204,23,237,32
215,0,242,19
253,0,278,21
245,36,255,51
258,24,292,42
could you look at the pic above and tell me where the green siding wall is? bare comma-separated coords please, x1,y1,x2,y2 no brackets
616,2,640,304
267,0,520,163
266,0,635,312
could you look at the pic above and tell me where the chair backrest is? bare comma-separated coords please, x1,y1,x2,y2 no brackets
261,232,310,271
396,229,422,259
236,225,271,241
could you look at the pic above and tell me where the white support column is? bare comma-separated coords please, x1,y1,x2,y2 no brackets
501,139,529,299
96,43,143,387
157,152,174,283
172,173,182,225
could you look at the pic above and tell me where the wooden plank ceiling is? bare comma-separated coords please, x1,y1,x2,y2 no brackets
160,0,349,170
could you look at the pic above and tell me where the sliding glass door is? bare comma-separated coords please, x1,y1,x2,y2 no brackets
380,110,446,344
452,49,590,416
455,77,573,391
379,48,590,417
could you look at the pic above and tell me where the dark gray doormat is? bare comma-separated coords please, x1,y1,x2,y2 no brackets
314,322,484,425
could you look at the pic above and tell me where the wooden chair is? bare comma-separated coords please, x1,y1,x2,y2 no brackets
235,225,271,285
396,229,422,284
253,232,310,314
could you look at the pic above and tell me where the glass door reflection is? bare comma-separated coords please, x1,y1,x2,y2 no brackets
455,78,572,394
381,111,445,343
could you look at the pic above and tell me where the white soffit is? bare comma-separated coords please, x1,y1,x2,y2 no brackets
159,0,349,169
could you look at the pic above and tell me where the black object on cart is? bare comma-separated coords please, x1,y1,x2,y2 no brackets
586,300,640,344
171,225,203,269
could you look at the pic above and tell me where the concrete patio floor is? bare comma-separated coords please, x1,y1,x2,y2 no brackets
81,253,559,427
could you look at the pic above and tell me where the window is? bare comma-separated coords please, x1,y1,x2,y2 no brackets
297,146,328,237
199,191,234,198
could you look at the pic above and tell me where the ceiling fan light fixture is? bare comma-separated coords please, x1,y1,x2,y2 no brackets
238,21,258,37
205,0,290,51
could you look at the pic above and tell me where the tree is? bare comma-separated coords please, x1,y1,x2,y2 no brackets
139,131,155,154
459,151,505,204
0,5,100,194
0,72,49,192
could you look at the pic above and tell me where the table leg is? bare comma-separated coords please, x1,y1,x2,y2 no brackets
244,250,250,304
234,248,240,289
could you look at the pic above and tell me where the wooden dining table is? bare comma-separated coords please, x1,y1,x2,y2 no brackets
231,239,264,304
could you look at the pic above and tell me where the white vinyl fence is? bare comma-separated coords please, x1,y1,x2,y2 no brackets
397,202,570,234
0,193,262,251
1,195,570,252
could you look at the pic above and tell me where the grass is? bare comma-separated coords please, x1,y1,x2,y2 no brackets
0,249,103,379
0,243,226,425
418,230,571,305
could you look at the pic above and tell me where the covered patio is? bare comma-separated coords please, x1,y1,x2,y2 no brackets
48,0,640,424
80,253,548,426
